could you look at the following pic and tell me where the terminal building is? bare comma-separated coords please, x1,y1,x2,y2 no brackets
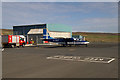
13,24,72,44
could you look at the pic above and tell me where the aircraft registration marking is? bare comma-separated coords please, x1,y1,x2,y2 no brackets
46,55,115,64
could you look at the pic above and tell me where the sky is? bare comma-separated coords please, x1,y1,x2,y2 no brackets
1,0,119,2
2,2,118,33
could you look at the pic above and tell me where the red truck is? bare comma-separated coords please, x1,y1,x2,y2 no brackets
2,35,25,48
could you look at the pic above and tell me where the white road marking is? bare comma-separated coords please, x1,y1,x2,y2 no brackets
46,55,115,64
2,48,4,51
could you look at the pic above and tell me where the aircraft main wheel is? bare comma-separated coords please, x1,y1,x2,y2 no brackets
85,44,88,47
69,45,71,47
62,44,65,47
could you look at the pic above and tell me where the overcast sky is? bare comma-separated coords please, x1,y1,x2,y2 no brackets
2,2,118,33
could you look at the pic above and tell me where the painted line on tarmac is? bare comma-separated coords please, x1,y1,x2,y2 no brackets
46,55,115,64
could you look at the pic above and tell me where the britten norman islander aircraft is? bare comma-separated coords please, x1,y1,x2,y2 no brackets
43,28,89,47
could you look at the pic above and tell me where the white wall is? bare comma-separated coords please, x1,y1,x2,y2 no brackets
49,31,71,38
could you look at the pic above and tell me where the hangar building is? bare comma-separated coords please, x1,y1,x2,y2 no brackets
13,24,72,44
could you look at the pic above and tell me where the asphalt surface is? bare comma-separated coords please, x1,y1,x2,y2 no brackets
2,43,118,78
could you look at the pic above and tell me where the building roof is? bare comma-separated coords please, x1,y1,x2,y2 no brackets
13,23,72,32
47,24,72,32
27,29,43,34
13,23,46,27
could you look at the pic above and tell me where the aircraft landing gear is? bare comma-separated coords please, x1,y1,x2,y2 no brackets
85,44,88,47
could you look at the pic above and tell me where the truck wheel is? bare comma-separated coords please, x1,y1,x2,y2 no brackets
22,44,25,47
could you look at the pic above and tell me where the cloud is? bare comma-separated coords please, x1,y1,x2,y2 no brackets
72,18,118,33
4,2,118,12
2,0,118,2
2,2,118,33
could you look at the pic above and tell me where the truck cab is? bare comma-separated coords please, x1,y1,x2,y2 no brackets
19,37,26,47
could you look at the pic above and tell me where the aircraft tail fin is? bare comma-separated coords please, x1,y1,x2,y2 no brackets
43,28,52,39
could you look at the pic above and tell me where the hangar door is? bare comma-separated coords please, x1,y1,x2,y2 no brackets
28,34,43,44
49,31,71,38
27,29,43,44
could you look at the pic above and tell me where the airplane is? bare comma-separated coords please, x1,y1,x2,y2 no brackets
43,28,89,47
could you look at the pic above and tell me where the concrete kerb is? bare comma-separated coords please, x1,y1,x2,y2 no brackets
25,44,58,47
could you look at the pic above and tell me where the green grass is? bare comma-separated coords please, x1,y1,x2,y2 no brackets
73,32,119,43
1,29,119,43
1,29,13,35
